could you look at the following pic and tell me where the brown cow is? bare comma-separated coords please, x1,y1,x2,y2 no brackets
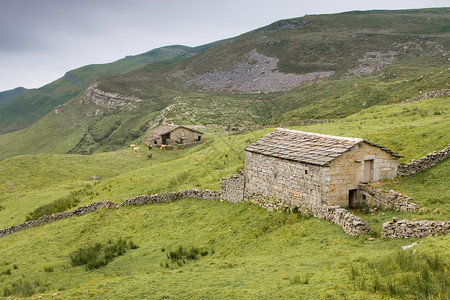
160,145,166,150
147,153,153,159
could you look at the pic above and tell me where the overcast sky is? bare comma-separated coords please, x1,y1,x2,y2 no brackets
0,0,447,91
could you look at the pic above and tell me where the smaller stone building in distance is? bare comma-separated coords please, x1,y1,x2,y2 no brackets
54,105,66,114
244,128,400,208
143,124,203,147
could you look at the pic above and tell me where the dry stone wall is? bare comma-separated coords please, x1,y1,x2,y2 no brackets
398,145,449,176
249,195,371,235
120,189,220,206
359,183,419,212
401,89,450,104
382,218,450,238
0,201,115,238
220,171,245,203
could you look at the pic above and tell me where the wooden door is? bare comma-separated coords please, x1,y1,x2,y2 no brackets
364,160,373,182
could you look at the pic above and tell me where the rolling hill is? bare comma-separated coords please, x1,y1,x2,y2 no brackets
0,8,448,160
0,43,223,135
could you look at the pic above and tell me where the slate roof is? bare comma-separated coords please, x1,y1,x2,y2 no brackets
146,124,203,138
244,128,400,166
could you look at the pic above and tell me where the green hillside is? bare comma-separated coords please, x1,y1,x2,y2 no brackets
0,44,219,135
0,97,448,299
0,8,448,159
0,87,33,107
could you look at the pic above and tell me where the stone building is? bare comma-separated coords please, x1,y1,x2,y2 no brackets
143,124,203,147
54,105,66,114
244,129,400,207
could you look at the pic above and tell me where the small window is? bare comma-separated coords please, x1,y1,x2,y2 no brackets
154,141,157,145
305,170,308,175
197,135,202,141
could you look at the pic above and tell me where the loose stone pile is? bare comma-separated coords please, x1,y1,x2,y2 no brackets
0,201,115,238
398,145,450,176
382,218,450,238
359,183,419,212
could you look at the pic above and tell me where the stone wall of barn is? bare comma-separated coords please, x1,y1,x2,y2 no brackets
323,143,398,207
169,127,203,145
220,170,245,203
244,151,325,208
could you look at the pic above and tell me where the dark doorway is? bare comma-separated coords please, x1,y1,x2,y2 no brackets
349,189,358,208
161,133,170,145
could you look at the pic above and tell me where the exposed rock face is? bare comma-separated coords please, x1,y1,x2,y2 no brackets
382,218,450,238
359,183,419,212
81,84,142,115
0,201,115,238
398,145,450,176
187,50,334,93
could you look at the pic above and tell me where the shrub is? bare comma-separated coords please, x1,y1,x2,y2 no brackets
44,266,54,273
1,278,46,297
70,238,138,270
25,185,93,221
350,251,449,299
162,245,210,269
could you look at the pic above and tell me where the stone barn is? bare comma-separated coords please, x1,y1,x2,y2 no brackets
144,124,203,147
244,129,400,208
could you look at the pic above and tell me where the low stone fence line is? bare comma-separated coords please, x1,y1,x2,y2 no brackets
0,201,115,239
359,184,419,212
120,189,221,206
248,195,371,236
306,204,372,236
278,119,334,127
401,89,450,104
398,145,450,176
382,218,450,238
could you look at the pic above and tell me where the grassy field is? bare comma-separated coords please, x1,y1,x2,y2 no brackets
0,96,448,298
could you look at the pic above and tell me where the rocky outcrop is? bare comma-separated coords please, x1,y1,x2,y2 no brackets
359,184,419,212
0,201,115,238
401,89,450,104
81,84,142,115
121,189,220,206
398,145,450,176
382,218,450,238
